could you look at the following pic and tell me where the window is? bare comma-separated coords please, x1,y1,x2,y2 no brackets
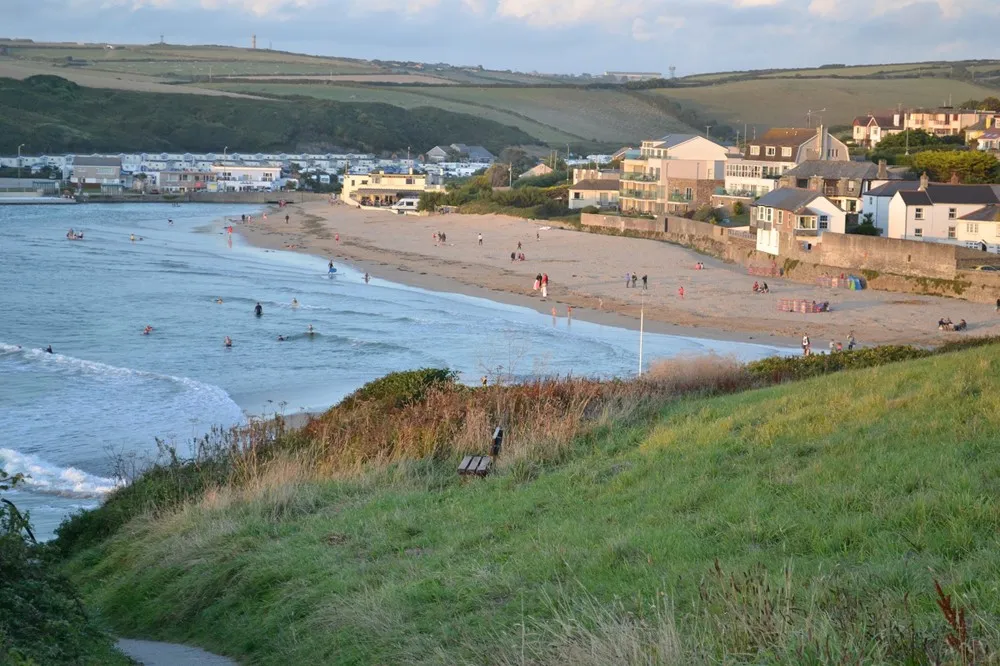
765,146,776,157
573,192,582,199
948,207,957,220
967,223,979,234
406,178,414,185
777,210,784,224
948,226,956,239
750,146,760,156
757,206,765,221
914,207,924,220
685,187,693,200
781,147,792,157
766,207,773,222
847,180,855,192
796,178,808,188
914,228,923,237
819,220,829,230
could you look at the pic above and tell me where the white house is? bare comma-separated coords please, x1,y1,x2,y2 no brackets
886,176,1000,245
568,178,620,210
862,180,919,235
725,126,848,198
210,164,281,191
751,188,846,255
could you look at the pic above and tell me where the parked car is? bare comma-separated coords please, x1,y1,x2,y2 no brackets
973,265,1000,272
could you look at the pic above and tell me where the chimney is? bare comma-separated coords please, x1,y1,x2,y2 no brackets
919,172,929,191
817,124,827,160
949,170,960,185
877,159,887,180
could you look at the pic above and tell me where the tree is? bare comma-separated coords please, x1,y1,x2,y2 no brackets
484,163,511,188
497,148,534,178
875,129,939,151
910,151,1000,184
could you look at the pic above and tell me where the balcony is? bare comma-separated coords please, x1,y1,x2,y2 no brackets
668,193,693,203
621,172,657,182
620,190,658,200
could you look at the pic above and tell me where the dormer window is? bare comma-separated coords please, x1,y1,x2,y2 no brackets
781,147,792,157
765,147,776,157
750,146,760,156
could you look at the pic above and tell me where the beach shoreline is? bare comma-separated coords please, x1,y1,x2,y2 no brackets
233,201,1000,348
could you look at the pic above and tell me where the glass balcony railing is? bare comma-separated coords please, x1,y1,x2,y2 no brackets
620,172,658,182
620,190,658,200
668,193,693,202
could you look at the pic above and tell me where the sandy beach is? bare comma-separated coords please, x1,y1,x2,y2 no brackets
238,202,1000,348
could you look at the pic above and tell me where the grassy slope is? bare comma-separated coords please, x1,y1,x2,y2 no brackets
64,346,1000,664
651,78,1000,128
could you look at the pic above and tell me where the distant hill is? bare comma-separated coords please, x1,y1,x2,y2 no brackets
3,41,999,148
0,75,537,154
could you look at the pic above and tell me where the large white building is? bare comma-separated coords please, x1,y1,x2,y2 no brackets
210,164,281,192
886,176,1000,248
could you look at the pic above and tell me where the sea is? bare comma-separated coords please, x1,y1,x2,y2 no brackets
1,203,786,538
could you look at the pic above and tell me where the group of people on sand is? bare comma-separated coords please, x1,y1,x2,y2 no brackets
433,231,448,245
938,317,968,331
801,331,857,356
533,273,549,299
624,272,648,290
752,281,770,294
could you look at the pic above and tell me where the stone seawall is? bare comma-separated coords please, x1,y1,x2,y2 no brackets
579,213,1000,304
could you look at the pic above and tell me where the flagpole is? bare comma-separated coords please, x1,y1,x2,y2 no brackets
638,290,645,377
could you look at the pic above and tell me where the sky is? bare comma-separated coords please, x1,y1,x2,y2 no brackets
5,0,998,75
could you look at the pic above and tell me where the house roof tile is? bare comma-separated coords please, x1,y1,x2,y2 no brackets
959,204,1000,222
783,160,879,180
570,178,620,191
753,187,822,212
867,180,920,197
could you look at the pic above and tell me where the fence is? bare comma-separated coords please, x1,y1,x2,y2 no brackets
778,299,831,313
815,275,866,290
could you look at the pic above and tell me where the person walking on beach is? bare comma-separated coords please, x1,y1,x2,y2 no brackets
335,233,340,243
642,275,648,290
285,214,290,224
364,272,371,284
847,331,856,351
802,334,811,356
678,285,684,299
542,273,549,288
478,233,483,246
625,272,632,288
533,274,542,292
517,241,522,250
631,273,638,289
511,251,516,262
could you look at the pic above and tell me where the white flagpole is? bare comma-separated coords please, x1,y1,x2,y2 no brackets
638,291,645,377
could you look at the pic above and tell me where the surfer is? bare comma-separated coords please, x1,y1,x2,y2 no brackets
306,324,315,337
168,219,174,226
291,298,299,308
224,336,233,348
328,259,335,272
277,335,286,342
142,325,153,335
364,272,370,284
45,345,53,354
254,303,263,317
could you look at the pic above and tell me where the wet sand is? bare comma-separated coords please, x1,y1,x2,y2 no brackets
237,202,1000,348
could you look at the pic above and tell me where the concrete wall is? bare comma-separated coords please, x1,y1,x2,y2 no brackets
579,212,1000,303
78,191,330,204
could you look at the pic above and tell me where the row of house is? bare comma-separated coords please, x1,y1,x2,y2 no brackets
852,108,1000,149
65,156,285,193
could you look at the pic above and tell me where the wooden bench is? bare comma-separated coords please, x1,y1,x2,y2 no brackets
458,455,492,477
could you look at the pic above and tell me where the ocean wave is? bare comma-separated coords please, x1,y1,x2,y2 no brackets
0,448,120,499
0,342,240,408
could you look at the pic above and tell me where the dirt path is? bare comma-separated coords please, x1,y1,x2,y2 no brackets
116,639,237,666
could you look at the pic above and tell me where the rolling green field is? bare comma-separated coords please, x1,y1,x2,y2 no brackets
681,59,1000,83
651,77,1000,128
60,345,1000,664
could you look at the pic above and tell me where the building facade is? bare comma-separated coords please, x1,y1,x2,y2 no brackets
210,164,281,192
619,134,727,215
569,178,620,210
777,160,881,214
724,127,848,198
886,177,1000,246
751,188,846,255
341,169,444,206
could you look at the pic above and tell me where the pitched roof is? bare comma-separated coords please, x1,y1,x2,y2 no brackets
753,187,822,212
898,190,932,205
570,178,620,191
925,184,999,205
965,119,989,132
464,146,495,160
980,129,1000,140
745,128,816,161
959,204,1000,222
867,180,920,197
783,160,879,180
656,134,699,149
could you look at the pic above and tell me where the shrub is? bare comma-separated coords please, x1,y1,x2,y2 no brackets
746,345,930,383
337,368,458,410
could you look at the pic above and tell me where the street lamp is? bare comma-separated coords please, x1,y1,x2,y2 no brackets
17,143,24,179
223,146,228,159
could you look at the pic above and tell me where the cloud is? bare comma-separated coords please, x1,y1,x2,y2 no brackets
631,15,685,42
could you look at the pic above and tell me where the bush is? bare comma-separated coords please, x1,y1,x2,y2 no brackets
746,345,931,383
732,201,745,216
337,368,459,410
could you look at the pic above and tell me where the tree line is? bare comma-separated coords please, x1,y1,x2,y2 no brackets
0,75,537,155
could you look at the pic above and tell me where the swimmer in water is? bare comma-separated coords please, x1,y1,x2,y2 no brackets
291,298,299,308
277,335,286,341
254,302,263,317
216,298,223,304
130,234,135,242
224,336,233,348
364,272,370,284
142,325,153,335
45,345,54,354
307,324,315,336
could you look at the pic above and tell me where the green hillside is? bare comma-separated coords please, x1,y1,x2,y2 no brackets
0,75,537,154
59,345,1000,664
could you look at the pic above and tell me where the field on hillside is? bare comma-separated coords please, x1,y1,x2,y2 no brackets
209,82,595,145
211,82,691,145
61,345,1000,664
652,77,1000,128
681,60,1000,83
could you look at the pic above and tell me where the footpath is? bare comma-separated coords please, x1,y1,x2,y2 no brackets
116,639,237,666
